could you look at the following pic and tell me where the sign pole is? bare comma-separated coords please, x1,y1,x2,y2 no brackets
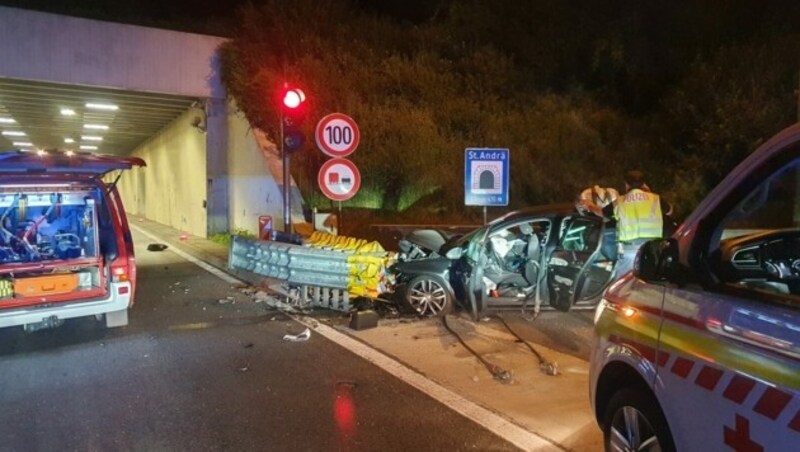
338,201,343,235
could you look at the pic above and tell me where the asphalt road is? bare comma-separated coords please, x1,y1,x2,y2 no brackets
0,231,518,452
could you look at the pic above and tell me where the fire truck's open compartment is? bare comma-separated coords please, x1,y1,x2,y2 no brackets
0,184,109,307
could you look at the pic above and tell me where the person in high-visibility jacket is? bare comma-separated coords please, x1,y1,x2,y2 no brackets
577,185,619,261
606,170,672,280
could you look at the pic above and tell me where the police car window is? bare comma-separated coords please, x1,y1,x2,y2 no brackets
715,157,800,300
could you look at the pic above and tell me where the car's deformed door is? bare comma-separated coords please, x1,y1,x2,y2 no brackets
465,217,552,318
548,215,608,310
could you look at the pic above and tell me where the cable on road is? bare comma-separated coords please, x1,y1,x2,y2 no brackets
441,315,512,383
493,314,559,376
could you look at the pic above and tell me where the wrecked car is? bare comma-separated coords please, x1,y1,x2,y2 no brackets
391,204,616,317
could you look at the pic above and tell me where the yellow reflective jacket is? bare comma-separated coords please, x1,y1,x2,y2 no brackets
615,189,663,242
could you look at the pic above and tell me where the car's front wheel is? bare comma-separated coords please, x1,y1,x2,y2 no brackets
602,388,675,452
404,275,453,317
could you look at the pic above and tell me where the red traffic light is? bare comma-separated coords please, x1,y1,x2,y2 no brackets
283,88,306,109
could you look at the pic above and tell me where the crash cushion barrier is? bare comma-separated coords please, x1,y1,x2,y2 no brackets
228,233,395,303
305,232,393,299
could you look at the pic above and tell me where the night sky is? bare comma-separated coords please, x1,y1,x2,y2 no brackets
0,0,442,35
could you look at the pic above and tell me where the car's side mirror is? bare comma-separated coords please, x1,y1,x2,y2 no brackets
634,238,680,282
445,247,464,260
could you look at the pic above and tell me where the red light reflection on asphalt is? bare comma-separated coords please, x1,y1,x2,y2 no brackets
333,381,357,446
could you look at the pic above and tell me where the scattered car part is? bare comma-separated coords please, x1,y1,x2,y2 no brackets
282,328,311,342
349,309,379,330
493,314,558,376
441,315,512,383
147,243,169,252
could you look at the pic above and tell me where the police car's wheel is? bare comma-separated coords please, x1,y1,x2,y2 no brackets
603,388,675,452
405,275,453,317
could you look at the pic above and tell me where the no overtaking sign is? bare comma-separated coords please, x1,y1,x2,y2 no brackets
318,158,361,202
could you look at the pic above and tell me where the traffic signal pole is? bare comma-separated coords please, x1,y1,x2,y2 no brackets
278,85,307,234
281,111,292,234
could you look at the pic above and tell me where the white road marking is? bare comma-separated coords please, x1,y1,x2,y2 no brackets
134,225,562,451
130,224,243,285
301,319,563,451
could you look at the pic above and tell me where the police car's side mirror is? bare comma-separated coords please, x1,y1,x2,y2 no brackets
634,238,679,282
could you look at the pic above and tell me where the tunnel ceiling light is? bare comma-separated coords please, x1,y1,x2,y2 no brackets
86,102,119,111
64,138,75,143
83,124,109,130
81,135,103,141
2,131,26,136
79,145,98,150
60,108,76,116
0,117,16,124
12,141,33,146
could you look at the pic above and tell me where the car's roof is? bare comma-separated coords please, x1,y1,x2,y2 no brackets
491,203,577,225
0,149,145,176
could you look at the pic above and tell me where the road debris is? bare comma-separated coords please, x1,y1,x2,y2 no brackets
493,314,559,376
217,296,235,304
252,291,271,303
147,243,168,252
237,364,250,372
237,286,258,296
441,315,513,384
282,328,311,342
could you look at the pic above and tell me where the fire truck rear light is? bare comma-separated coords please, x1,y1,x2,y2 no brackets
111,266,128,282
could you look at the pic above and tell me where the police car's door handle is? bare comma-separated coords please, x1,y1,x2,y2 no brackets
706,317,800,361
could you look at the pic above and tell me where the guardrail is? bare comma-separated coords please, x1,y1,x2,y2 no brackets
229,234,391,312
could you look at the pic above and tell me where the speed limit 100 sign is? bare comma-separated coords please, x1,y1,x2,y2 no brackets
315,113,360,158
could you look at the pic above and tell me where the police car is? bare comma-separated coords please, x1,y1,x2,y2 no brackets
590,124,800,451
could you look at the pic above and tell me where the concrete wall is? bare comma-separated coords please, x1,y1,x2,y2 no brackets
205,98,229,235
119,104,304,239
0,6,226,98
118,108,208,237
227,110,286,235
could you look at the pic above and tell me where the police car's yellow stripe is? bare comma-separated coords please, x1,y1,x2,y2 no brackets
601,307,800,392
658,321,800,392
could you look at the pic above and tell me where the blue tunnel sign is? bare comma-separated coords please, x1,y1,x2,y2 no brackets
464,148,510,206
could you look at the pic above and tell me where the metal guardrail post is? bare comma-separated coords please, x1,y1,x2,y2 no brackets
229,236,361,311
